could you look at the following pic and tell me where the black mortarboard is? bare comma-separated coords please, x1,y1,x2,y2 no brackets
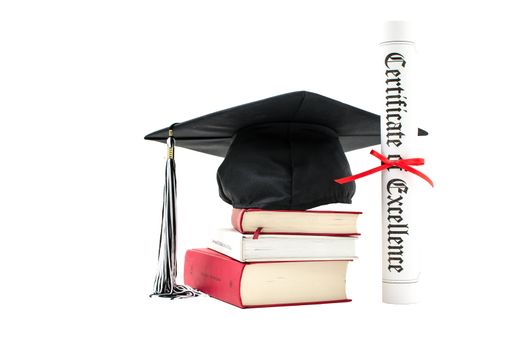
146,91,426,298
146,90,426,210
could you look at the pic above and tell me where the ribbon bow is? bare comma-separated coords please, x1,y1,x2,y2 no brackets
334,149,434,187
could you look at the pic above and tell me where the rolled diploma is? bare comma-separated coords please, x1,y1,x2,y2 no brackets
380,21,422,304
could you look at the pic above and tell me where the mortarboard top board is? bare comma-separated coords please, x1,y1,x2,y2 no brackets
145,90,428,157
145,91,427,210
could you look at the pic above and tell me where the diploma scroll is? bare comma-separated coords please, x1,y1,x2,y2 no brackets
380,21,422,304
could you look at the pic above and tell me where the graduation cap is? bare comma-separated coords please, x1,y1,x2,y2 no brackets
145,91,427,298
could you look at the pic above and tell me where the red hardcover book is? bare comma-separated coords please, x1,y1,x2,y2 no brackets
184,248,351,308
231,208,361,235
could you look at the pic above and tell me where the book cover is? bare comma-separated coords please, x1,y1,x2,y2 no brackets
231,208,362,235
208,229,358,262
184,248,351,308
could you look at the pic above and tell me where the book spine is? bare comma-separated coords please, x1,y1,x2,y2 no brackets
184,249,245,308
208,230,245,261
231,208,246,233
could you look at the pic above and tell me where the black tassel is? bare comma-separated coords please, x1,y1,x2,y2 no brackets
150,134,201,299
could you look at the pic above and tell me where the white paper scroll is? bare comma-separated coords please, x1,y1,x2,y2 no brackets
380,21,423,304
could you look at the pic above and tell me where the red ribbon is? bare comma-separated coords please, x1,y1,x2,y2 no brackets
252,227,263,240
334,150,434,187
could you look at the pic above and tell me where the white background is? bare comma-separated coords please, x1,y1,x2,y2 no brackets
1,1,526,349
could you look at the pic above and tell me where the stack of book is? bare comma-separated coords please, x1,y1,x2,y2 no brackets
184,208,361,308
